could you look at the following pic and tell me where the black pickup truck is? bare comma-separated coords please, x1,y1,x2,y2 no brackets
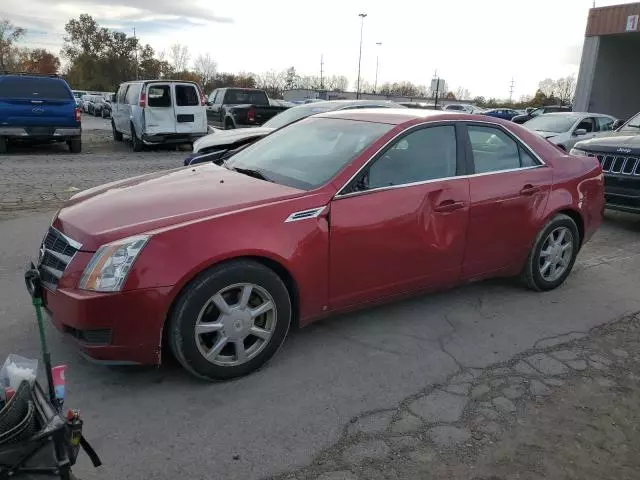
571,111,640,214
205,88,290,129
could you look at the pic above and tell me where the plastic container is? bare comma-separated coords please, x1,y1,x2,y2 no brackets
0,355,38,390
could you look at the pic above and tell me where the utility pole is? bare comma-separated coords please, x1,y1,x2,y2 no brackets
356,13,367,99
133,27,139,80
509,77,515,104
320,54,324,90
433,70,440,109
374,42,382,94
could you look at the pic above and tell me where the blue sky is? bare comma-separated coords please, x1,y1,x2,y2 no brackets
7,0,640,98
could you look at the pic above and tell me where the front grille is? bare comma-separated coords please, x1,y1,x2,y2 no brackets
592,153,640,176
38,227,81,290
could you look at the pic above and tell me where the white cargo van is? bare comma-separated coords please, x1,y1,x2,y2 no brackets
111,80,208,151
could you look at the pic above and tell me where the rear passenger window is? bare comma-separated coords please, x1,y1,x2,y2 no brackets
125,85,140,105
176,85,199,106
468,125,538,173
147,85,171,107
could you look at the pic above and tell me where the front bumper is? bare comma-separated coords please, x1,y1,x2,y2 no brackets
26,270,173,365
604,178,640,214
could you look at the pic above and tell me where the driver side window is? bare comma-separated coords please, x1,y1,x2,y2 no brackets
361,125,458,190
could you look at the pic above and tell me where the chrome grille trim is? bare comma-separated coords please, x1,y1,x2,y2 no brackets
38,226,82,291
594,153,640,176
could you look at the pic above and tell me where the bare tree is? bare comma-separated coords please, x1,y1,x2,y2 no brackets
537,78,556,99
168,43,190,72
325,75,348,92
0,18,26,70
193,53,217,90
555,74,576,105
256,69,286,98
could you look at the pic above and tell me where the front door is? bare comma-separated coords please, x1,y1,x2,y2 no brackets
462,123,553,279
145,83,176,135
329,123,470,309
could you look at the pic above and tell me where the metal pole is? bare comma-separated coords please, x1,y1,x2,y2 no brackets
356,13,367,99
434,78,440,109
133,28,139,80
320,54,324,90
374,42,381,94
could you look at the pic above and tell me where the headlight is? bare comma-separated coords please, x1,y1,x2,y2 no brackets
569,148,589,157
79,235,149,292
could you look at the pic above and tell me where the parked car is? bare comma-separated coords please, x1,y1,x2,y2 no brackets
571,110,640,213
0,73,82,153
80,94,92,113
522,112,618,151
512,105,572,124
443,103,474,113
31,109,604,379
205,88,290,129
72,90,88,107
111,80,208,151
185,99,406,165
483,108,521,121
88,94,106,116
100,96,114,118
399,102,443,110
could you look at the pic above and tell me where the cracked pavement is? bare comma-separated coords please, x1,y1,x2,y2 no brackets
1,138,640,479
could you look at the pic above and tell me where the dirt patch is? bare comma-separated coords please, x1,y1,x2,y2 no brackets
272,313,640,480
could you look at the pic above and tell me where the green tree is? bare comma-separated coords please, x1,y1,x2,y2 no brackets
0,18,26,71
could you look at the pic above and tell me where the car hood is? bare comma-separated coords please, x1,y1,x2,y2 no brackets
54,164,305,250
193,127,274,153
575,132,640,153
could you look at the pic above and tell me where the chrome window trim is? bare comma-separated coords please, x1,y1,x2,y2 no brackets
285,206,327,223
333,119,547,200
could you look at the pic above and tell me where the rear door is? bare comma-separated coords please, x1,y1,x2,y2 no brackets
462,123,553,279
144,83,176,135
173,83,206,134
0,76,76,128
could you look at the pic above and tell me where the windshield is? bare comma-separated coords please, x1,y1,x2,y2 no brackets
0,77,72,100
225,117,392,190
530,108,544,117
263,105,334,130
224,89,269,105
524,114,578,133
619,112,640,132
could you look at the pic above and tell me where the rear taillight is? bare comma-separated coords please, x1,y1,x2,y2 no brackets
199,87,206,106
74,108,81,123
139,92,147,108
247,108,255,122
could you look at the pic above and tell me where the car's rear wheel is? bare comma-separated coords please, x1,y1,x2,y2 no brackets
0,136,7,154
168,260,292,380
130,123,143,152
521,214,580,291
112,121,123,141
68,137,82,153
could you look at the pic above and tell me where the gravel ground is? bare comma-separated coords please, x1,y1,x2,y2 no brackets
0,116,187,219
272,312,640,480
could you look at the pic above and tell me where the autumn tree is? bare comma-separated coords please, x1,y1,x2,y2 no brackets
19,48,60,74
0,18,26,70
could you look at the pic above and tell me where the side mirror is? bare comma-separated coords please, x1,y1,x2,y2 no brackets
612,120,623,130
574,128,587,136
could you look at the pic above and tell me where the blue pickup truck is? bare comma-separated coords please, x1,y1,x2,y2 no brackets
0,73,82,153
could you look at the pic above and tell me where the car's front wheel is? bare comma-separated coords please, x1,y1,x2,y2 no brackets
521,213,580,291
168,260,292,380
130,124,143,152
112,121,123,141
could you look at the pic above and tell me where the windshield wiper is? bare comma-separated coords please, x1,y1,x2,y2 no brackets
230,166,273,182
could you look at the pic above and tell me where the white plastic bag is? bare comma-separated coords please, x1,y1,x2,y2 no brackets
0,354,38,389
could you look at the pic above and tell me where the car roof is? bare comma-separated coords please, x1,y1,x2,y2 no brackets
297,99,402,109
315,108,461,125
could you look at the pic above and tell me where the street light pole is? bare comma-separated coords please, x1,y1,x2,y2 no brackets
374,42,382,94
356,13,367,99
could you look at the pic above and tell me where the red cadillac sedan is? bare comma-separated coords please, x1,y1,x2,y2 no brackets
31,109,604,379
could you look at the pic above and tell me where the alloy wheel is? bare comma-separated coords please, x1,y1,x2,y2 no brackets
538,226,573,282
194,283,277,366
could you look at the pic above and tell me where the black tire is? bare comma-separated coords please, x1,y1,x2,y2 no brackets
130,123,143,152
521,213,580,291
112,121,123,141
168,259,292,380
68,137,82,153
0,136,7,154
224,118,235,130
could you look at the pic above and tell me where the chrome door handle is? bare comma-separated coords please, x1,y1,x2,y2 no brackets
434,200,465,213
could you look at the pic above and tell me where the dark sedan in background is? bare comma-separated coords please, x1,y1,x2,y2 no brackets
185,99,406,166
512,105,572,124
482,108,521,121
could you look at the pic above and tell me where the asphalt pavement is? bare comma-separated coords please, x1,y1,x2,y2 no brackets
1,124,639,479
